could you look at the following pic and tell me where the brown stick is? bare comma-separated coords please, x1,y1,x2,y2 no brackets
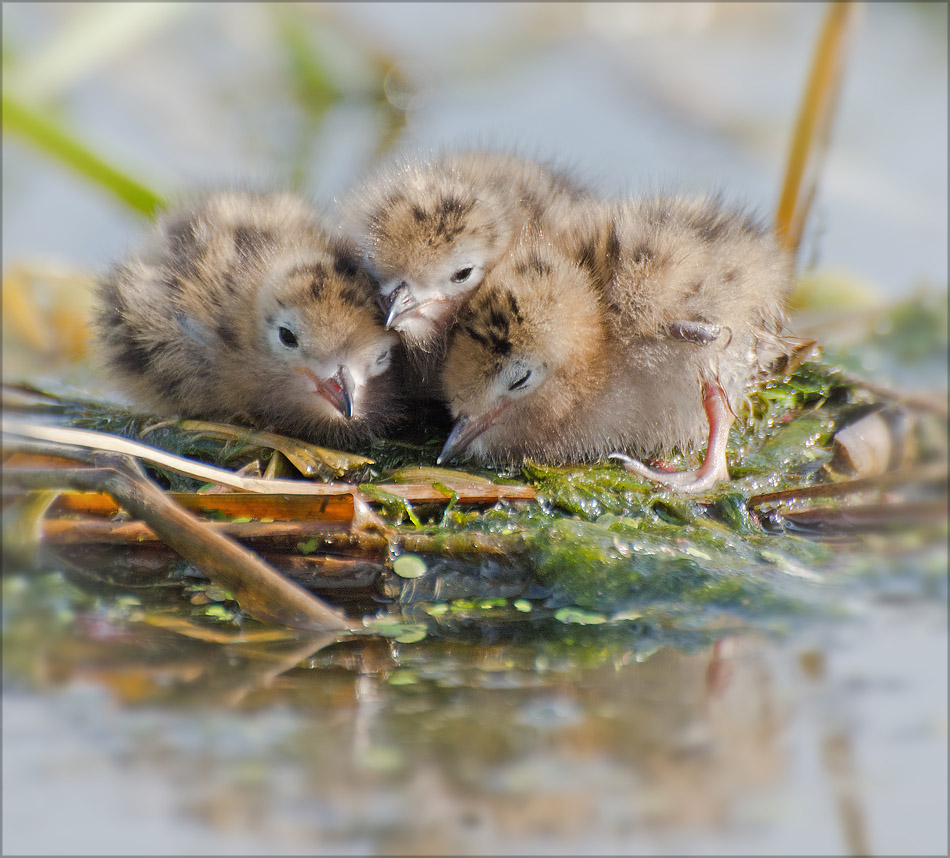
42,489,356,523
42,542,385,595
3,418,536,503
39,517,360,545
2,416,357,495
771,500,949,533
4,454,356,632
36,513,530,561
747,463,948,507
371,482,536,503
397,530,530,559
255,554,384,592
840,378,950,419
28,483,535,514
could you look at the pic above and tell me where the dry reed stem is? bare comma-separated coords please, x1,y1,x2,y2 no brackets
42,489,356,523
3,441,357,632
3,416,358,495
775,499,949,533
39,518,357,545
3,418,536,504
775,1,860,260
746,462,948,508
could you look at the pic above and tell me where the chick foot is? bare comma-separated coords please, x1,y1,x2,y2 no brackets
610,380,735,494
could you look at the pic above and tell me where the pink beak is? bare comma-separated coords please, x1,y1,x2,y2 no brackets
437,401,510,464
383,281,453,329
296,366,355,418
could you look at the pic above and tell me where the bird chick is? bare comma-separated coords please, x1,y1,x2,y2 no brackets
438,194,794,492
340,149,589,351
95,189,401,448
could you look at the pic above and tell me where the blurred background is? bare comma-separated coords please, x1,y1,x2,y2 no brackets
2,3,947,855
3,3,947,295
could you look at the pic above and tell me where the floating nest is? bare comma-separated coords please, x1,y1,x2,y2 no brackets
3,294,947,647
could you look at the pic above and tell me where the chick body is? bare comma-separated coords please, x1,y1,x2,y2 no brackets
95,189,401,447
439,194,794,491
341,149,590,356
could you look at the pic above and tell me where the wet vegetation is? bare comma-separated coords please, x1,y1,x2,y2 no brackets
4,285,947,655
2,5,947,853
1,2,945,681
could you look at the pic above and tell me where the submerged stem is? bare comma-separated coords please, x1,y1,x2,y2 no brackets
3,441,356,632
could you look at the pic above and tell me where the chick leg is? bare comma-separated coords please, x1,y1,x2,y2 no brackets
610,379,735,493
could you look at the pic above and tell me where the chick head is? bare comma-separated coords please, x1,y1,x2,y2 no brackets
252,240,399,431
347,168,523,346
439,239,606,463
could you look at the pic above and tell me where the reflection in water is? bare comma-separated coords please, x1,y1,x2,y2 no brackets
2,2,947,853
0,573,842,853
4,571,947,854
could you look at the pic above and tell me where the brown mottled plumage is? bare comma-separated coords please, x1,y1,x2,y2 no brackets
340,149,589,356
438,194,795,492
95,189,401,447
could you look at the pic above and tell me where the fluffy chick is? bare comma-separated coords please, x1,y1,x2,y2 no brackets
95,189,401,447
438,194,794,492
340,149,590,352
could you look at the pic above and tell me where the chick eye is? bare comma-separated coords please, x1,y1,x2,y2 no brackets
278,326,299,348
451,267,474,284
508,370,532,391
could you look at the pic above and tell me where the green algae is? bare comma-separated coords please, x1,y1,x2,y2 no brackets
12,358,924,637
5,292,947,646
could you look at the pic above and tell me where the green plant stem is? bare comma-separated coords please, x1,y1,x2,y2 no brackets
2,90,164,216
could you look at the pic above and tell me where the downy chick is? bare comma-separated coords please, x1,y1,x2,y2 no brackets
438,194,794,492
340,149,590,354
95,189,401,448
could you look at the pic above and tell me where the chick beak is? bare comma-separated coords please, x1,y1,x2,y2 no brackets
300,365,355,418
384,281,419,329
437,402,509,464
327,366,355,418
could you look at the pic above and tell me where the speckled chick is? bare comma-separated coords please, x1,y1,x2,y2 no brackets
95,189,401,448
438,194,794,492
340,149,589,353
